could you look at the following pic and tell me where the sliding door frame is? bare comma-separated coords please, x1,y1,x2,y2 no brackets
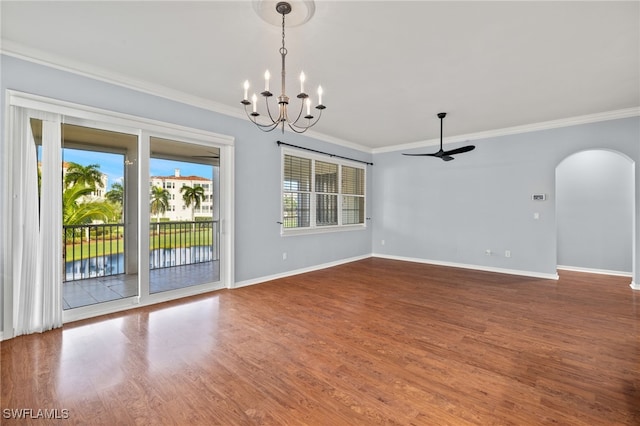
3,90,235,334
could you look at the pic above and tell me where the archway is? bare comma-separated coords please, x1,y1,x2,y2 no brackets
556,149,635,281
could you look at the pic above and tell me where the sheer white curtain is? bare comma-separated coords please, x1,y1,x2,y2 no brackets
12,111,63,336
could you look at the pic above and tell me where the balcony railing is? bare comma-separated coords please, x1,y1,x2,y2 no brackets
64,220,218,282
64,223,125,282
149,220,219,269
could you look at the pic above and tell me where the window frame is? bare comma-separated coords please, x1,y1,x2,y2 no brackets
281,147,367,236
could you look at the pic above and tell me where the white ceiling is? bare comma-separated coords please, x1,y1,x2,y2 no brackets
1,1,638,151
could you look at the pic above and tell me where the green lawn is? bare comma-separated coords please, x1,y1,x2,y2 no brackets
65,229,214,262
149,228,214,249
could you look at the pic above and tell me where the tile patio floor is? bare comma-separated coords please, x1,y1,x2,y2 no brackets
63,261,220,310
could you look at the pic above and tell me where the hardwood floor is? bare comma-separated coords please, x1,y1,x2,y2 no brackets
2,258,639,425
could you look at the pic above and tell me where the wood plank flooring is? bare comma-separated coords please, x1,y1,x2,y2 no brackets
2,258,639,425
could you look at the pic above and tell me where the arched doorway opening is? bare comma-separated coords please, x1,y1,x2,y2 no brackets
556,149,635,281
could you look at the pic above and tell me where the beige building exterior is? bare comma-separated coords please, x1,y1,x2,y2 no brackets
150,168,214,222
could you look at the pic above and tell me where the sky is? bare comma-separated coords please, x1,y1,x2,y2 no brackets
62,148,213,190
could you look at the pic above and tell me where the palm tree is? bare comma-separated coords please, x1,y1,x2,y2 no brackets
37,166,42,198
105,182,125,223
105,182,124,205
150,186,170,223
63,183,116,225
63,183,117,242
181,185,205,222
64,162,104,189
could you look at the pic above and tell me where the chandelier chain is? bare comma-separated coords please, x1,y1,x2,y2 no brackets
280,11,287,98
282,13,286,51
241,1,324,134
279,12,287,57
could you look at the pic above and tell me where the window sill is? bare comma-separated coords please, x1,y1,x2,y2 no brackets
281,224,367,237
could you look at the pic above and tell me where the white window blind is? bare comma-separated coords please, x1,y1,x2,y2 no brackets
315,161,338,226
341,165,365,225
282,151,366,233
283,155,311,228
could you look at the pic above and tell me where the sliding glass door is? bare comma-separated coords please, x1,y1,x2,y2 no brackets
4,91,233,335
148,137,221,294
59,123,139,310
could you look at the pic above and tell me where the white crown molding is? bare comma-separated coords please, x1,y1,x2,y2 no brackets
1,41,244,119
3,41,636,156
372,253,560,280
373,107,640,154
1,41,369,153
300,129,374,154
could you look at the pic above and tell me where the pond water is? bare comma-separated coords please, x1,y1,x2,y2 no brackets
65,246,214,281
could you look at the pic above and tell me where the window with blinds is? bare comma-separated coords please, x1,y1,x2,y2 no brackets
341,165,365,225
283,155,311,228
283,152,366,233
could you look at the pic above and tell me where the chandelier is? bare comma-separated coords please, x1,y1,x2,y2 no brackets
241,1,325,133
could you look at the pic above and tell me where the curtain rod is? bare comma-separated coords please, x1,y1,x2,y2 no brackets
276,141,373,166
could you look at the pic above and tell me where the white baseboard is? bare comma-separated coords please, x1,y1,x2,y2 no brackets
630,282,640,290
233,254,371,289
0,331,4,341
557,265,633,277
372,253,559,280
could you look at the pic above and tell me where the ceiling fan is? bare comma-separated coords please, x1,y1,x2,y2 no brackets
403,112,475,161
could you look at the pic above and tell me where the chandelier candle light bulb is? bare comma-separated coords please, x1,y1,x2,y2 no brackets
240,1,325,133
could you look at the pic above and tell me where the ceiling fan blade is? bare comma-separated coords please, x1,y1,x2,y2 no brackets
403,113,477,162
402,153,439,157
442,145,475,156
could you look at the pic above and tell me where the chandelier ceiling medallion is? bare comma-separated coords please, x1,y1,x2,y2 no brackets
241,1,325,133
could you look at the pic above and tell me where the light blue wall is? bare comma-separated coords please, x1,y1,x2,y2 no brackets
2,54,639,335
0,55,373,314
372,117,639,278
557,150,633,273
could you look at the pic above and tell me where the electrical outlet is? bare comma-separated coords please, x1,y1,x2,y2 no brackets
282,252,287,260
485,249,492,256
505,250,511,258
381,239,385,246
